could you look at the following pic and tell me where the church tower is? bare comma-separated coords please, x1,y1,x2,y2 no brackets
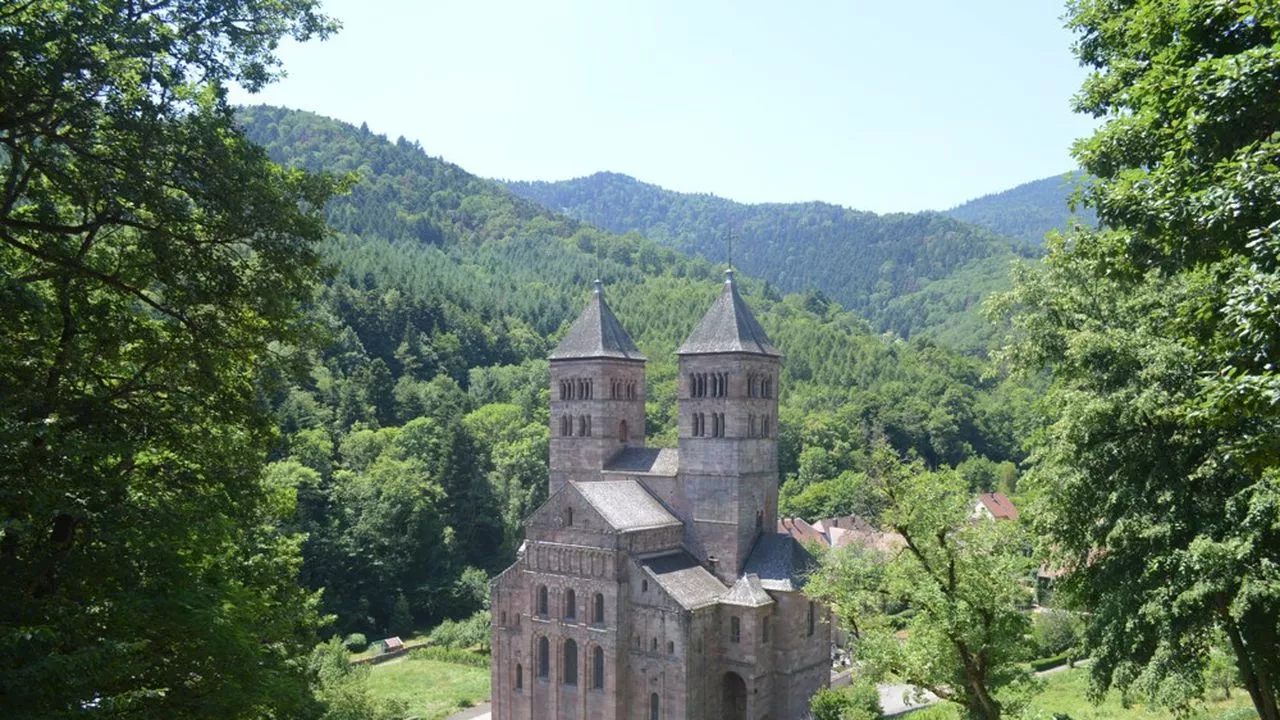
676,268,781,584
548,280,646,493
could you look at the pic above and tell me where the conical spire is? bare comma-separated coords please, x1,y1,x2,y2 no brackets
677,269,780,356
549,280,646,361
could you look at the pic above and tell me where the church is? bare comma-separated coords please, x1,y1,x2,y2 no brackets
490,269,831,720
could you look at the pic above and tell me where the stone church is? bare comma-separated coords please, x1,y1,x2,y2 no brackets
490,270,831,720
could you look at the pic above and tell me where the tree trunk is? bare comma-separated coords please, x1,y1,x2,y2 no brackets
1223,614,1280,720
962,659,1001,720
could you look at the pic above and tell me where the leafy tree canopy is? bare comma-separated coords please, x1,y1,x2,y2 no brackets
0,1,347,717
993,1,1280,717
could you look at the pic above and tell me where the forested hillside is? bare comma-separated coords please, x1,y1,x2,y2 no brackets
943,172,1096,244
236,106,1036,638
504,172,1037,351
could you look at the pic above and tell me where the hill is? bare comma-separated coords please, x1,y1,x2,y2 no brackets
503,172,1037,351
943,172,1096,245
234,105,1035,639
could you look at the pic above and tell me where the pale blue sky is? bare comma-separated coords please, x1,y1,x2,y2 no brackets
232,0,1098,213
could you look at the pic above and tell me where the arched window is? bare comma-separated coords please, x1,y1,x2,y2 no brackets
592,646,605,689
748,414,756,437
593,593,605,624
563,639,578,685
650,692,660,720
564,588,576,620
711,413,719,438
667,641,674,654
579,415,589,436
619,420,629,444
537,586,548,616
537,636,550,678
651,637,657,651
762,414,770,438
515,663,523,690
807,601,816,636
762,615,771,643
641,579,648,593
730,616,741,643
566,508,574,526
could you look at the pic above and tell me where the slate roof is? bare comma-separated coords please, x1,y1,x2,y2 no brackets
574,480,681,532
550,281,646,361
720,574,774,607
677,269,781,356
743,533,818,592
602,447,680,476
639,551,727,610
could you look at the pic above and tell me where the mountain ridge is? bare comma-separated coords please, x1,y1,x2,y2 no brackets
504,171,1037,351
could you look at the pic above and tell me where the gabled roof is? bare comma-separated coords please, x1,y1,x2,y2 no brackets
550,280,646,361
602,447,680,477
677,269,780,357
976,492,1019,521
743,533,818,592
639,552,727,610
573,480,681,532
720,574,774,607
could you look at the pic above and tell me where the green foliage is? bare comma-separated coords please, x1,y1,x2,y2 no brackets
809,446,1037,720
410,646,492,668
944,172,1096,245
0,2,346,717
506,172,1039,352
389,593,414,638
991,2,1280,717
1029,654,1071,673
309,638,407,720
343,633,370,653
811,678,884,720
427,610,492,652
1031,611,1083,659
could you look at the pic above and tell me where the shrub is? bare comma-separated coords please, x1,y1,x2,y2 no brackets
810,678,883,720
410,646,490,668
1029,653,1070,672
343,633,369,653
1031,610,1081,657
427,610,491,652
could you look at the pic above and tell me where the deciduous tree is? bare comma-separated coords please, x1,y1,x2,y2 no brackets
0,1,341,717
993,1,1280,716
809,447,1036,720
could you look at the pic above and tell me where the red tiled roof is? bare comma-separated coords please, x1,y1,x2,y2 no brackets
977,492,1019,521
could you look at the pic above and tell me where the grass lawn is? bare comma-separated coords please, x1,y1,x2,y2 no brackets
907,667,1257,720
365,655,490,720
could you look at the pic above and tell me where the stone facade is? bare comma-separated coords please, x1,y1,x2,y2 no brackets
491,272,831,720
